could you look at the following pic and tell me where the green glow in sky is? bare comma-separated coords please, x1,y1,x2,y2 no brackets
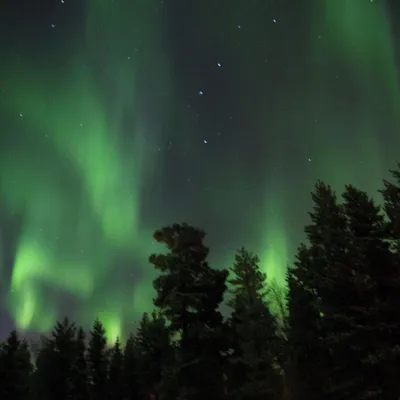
0,0,174,340
1,0,400,339
258,0,400,285
308,0,399,192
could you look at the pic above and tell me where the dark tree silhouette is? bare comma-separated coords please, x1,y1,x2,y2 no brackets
32,318,77,400
1,167,400,400
70,327,89,400
0,330,32,400
135,311,172,400
150,223,228,400
286,245,326,400
108,337,124,400
88,319,109,400
299,181,395,398
122,334,139,400
226,247,281,399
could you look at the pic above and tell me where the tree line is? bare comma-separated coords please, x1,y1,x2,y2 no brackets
2,165,400,400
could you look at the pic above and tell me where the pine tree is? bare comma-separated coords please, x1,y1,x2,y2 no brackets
31,335,55,400
122,334,139,400
53,318,78,400
306,181,359,398
0,330,33,400
226,247,281,399
285,245,327,400
286,182,360,399
70,327,89,400
32,318,77,400
149,223,229,399
135,311,172,399
365,173,400,399
88,319,109,400
108,338,124,400
330,184,394,399
303,181,389,398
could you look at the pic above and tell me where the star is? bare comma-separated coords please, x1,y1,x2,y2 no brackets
217,63,222,67
199,90,204,95
203,140,208,144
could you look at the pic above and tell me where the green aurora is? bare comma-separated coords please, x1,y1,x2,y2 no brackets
1,0,400,341
1,0,175,341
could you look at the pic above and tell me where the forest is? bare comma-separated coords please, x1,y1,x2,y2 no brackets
2,164,400,400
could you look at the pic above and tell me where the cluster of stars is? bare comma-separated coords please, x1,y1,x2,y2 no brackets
194,21,278,146
39,8,313,184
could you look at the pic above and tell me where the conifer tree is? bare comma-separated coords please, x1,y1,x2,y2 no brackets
354,175,400,399
53,318,78,400
285,245,326,400
302,181,390,398
88,319,109,400
70,327,89,400
0,330,32,400
149,223,228,400
122,334,139,400
31,335,55,400
332,184,393,398
33,318,77,400
135,311,172,399
226,247,281,399
306,181,358,398
108,338,124,400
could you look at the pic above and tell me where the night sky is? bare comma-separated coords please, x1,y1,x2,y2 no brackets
1,0,400,341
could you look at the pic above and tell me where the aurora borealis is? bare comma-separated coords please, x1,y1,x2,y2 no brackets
1,0,400,341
